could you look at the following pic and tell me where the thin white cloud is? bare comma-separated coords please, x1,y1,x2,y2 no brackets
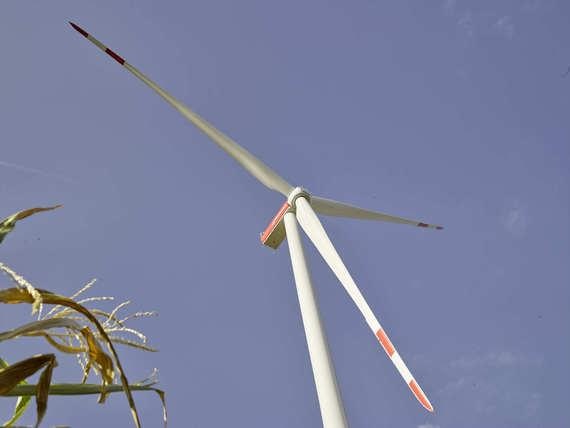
442,0,456,15
457,11,474,38
494,16,515,39
442,4,517,40
439,350,543,423
522,0,541,13
418,424,441,428
450,351,541,369
503,201,529,237
524,392,541,418
0,160,74,184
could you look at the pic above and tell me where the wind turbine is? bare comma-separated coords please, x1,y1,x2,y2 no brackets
69,22,441,426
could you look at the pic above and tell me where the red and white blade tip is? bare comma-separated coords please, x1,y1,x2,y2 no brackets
376,328,434,412
409,379,434,412
69,22,126,66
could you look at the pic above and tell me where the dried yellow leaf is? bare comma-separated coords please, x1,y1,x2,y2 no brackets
0,205,62,244
0,287,141,428
0,354,57,428
80,327,114,402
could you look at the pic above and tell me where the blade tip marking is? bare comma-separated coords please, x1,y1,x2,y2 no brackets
375,328,395,357
69,21,88,37
105,48,125,65
408,379,434,412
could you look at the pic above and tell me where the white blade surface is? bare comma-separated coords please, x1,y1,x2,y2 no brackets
283,212,348,427
295,197,434,412
311,196,443,230
69,22,293,197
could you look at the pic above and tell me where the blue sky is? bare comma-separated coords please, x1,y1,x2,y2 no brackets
1,1,569,427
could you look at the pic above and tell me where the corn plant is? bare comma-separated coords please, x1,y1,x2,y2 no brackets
0,206,166,427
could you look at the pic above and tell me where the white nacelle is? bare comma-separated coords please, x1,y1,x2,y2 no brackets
260,187,311,249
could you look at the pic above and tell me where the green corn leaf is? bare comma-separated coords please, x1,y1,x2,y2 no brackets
4,394,32,427
5,383,167,427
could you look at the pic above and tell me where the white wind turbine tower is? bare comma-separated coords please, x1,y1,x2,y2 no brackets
70,22,441,427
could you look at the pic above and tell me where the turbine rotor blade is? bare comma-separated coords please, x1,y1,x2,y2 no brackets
311,196,443,230
295,197,434,412
69,22,293,197
283,212,349,426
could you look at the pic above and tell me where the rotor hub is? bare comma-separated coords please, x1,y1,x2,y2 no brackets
287,187,311,209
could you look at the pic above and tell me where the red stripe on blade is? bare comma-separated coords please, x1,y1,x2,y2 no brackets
418,222,429,228
69,22,88,38
105,48,125,65
375,328,395,357
408,380,433,412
